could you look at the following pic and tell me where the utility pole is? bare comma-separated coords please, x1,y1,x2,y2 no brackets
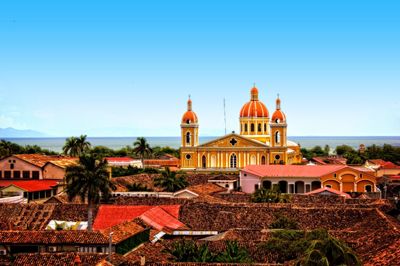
223,98,227,135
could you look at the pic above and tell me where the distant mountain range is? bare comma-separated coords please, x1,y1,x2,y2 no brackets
0,127,49,138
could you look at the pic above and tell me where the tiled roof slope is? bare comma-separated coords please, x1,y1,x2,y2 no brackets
0,180,59,192
243,164,347,178
0,230,108,244
93,205,181,230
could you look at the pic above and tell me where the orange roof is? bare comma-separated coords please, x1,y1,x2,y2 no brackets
0,180,59,192
242,165,347,178
181,110,198,124
12,154,75,168
306,187,351,198
105,157,135,163
93,205,181,230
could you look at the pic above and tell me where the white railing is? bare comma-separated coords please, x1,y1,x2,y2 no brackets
0,195,27,203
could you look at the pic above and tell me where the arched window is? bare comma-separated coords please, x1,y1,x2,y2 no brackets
186,119,191,124
365,185,372,192
275,131,280,144
186,132,191,144
230,154,237,168
258,123,261,132
202,155,207,168
251,123,255,132
264,123,267,132
261,156,266,165
244,124,248,132
250,155,256,165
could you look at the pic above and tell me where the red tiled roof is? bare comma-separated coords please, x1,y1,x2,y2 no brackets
139,206,185,231
93,205,181,230
368,159,388,166
0,180,59,192
306,187,351,198
243,165,346,178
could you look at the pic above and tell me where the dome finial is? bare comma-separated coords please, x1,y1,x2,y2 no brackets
187,95,192,111
276,94,281,110
250,84,258,101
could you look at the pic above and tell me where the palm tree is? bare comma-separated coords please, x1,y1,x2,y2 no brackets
154,167,188,192
296,233,361,266
133,137,153,167
65,154,116,231
63,135,91,157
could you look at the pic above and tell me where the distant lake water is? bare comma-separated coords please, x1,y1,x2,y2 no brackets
2,136,400,153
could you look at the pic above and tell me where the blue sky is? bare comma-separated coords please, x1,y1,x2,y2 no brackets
0,1,399,137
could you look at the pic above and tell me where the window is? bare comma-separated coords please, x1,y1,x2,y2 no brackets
32,171,40,179
251,123,255,132
225,184,229,188
261,156,266,165
13,171,21,179
275,155,280,160
230,154,237,168
185,154,191,160
23,171,30,179
202,156,207,168
365,185,372,192
326,185,332,188
334,173,337,178
255,184,259,190
186,119,190,124
264,123,267,132
244,124,248,132
10,164,14,170
4,171,11,179
360,174,363,178
186,132,191,144
258,123,261,132
275,131,280,144
0,171,2,178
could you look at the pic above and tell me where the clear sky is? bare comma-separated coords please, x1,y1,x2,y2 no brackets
0,1,399,137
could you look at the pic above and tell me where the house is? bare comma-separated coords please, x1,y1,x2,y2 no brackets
207,174,238,192
0,180,61,201
310,156,347,165
105,157,142,168
0,154,77,180
240,164,377,194
143,154,180,170
365,159,400,177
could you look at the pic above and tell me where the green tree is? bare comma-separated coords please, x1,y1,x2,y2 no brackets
167,240,214,262
0,140,20,158
296,232,361,266
215,241,252,263
269,215,299,230
335,145,355,156
133,137,153,166
65,154,116,231
63,135,91,157
154,167,188,192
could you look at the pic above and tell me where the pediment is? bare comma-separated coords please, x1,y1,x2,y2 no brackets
198,133,267,148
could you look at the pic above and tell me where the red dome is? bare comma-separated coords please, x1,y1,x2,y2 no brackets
240,101,269,117
271,109,286,123
182,111,198,124
240,86,269,118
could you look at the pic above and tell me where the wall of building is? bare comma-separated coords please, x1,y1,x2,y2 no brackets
43,164,66,180
0,156,42,180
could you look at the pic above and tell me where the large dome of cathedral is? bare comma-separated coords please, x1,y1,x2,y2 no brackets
240,86,269,118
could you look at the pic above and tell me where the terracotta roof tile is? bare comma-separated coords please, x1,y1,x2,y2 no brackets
0,180,59,192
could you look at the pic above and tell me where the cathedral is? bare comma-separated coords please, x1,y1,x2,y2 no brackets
180,85,302,170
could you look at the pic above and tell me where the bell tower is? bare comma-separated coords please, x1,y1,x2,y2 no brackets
270,95,288,164
181,96,199,147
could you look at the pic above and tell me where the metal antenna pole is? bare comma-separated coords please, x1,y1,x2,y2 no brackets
223,98,227,135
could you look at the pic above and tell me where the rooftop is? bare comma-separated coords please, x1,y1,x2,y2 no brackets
0,180,59,192
12,154,76,168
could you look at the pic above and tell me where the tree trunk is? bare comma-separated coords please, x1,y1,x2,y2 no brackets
88,201,93,231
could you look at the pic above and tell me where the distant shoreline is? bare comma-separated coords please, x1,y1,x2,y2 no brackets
2,136,400,153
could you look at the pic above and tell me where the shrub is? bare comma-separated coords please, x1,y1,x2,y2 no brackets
269,215,299,230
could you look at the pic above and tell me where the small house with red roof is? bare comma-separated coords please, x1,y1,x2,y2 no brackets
365,159,400,177
240,164,377,194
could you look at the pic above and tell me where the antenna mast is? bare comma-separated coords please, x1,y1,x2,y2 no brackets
223,98,227,135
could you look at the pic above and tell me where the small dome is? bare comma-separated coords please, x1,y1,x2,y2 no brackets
240,85,269,118
271,95,286,123
181,97,198,124
182,111,198,124
271,109,286,123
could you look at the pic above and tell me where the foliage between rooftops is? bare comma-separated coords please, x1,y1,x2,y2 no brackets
165,240,252,263
251,187,292,203
154,167,188,192
269,215,299,230
116,228,150,255
258,229,361,265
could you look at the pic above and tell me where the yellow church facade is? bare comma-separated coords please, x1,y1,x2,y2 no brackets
180,86,302,170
